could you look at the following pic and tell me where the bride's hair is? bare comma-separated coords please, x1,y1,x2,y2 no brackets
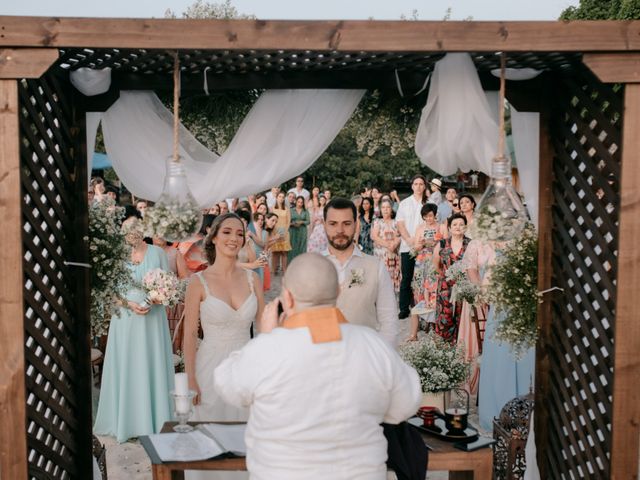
204,213,246,265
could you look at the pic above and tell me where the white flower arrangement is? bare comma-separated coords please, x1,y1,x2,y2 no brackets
467,204,527,242
143,201,202,242
348,268,365,288
444,258,483,305
140,268,183,307
88,198,131,337
486,223,539,358
399,332,471,393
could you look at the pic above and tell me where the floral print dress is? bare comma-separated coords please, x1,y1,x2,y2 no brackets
411,226,442,321
373,218,401,293
435,236,470,343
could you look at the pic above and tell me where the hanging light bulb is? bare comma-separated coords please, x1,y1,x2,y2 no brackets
145,52,202,243
474,53,527,242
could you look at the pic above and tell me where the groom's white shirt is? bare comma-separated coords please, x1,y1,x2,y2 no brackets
214,322,421,480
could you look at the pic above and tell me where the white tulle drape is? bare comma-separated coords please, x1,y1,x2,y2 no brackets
96,89,363,206
511,108,540,228
415,53,499,176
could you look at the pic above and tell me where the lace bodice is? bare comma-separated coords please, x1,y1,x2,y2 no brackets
195,270,257,348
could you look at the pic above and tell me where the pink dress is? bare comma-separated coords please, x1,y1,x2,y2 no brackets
457,240,495,395
307,207,328,253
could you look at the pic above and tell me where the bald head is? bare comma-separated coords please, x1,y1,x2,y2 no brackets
283,253,339,308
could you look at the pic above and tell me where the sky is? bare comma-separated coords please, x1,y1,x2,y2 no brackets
2,0,579,21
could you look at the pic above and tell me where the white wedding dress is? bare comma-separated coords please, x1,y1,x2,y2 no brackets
186,270,256,480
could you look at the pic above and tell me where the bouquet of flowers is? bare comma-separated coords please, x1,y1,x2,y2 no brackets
88,198,131,337
486,223,539,358
143,201,202,242
140,268,183,307
466,204,527,242
399,332,470,393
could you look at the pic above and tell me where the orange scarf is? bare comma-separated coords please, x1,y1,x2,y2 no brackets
282,307,348,344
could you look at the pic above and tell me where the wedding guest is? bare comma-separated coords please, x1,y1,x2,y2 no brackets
255,202,268,216
265,186,280,210
437,187,458,223
427,178,443,206
248,212,270,286
105,185,119,203
288,196,310,263
208,204,221,216
322,198,398,346
214,253,421,480
136,199,149,217
357,196,375,254
372,199,401,293
407,203,441,341
307,186,321,210
432,213,471,343
94,217,174,443
287,176,310,202
91,177,107,202
396,174,427,319
218,201,230,215
176,214,216,279
287,191,296,209
323,189,332,202
271,192,292,274
459,193,476,225
236,209,268,280
88,185,95,203
371,187,382,217
307,194,328,253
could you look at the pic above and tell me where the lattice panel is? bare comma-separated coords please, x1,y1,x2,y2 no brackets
19,75,92,479
546,66,621,479
54,48,580,76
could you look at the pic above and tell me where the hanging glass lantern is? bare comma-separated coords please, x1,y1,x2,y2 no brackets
474,53,527,242
144,52,202,242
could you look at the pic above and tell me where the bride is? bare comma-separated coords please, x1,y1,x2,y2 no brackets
183,213,265,479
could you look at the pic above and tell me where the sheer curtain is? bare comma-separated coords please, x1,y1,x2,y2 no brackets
511,108,540,228
96,89,364,206
415,53,499,175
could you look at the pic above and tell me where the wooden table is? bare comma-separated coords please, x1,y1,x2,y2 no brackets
142,422,493,480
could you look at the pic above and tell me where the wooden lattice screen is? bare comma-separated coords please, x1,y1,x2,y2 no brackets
18,73,93,479
543,67,621,479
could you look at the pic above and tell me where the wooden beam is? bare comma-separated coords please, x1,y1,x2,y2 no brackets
583,53,640,83
2,17,640,52
534,103,555,479
610,83,640,480
0,48,58,79
0,80,28,479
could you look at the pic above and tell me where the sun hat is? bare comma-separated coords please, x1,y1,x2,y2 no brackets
430,178,443,189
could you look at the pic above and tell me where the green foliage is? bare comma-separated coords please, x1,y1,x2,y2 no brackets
560,0,640,19
165,0,254,19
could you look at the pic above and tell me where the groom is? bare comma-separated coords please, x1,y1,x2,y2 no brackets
214,253,421,480
321,197,398,346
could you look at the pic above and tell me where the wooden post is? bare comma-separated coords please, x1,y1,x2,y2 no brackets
534,103,555,479
610,83,640,480
0,79,27,479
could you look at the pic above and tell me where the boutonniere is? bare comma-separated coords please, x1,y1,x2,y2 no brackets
348,268,365,288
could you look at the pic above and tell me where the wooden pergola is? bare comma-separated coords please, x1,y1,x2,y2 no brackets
0,17,639,479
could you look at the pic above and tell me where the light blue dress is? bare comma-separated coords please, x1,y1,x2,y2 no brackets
478,305,535,431
94,244,175,442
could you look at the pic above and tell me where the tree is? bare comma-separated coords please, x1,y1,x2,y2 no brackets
560,0,640,20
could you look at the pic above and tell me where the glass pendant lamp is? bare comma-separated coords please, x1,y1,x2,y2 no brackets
475,53,527,242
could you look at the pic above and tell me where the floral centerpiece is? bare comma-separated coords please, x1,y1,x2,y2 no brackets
140,268,183,307
88,199,131,337
466,204,527,242
399,332,470,393
486,223,539,358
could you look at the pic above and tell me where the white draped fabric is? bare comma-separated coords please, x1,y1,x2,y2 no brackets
415,53,499,176
511,108,540,228
523,412,541,480
95,89,363,206
70,68,112,96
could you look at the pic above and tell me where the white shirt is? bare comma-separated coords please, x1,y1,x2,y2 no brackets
265,191,277,209
287,187,310,202
396,195,424,253
322,247,398,347
214,323,421,480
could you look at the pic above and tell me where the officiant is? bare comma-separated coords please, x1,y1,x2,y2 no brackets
213,253,421,480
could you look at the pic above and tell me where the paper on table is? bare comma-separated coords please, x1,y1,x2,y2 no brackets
198,423,247,456
148,430,225,462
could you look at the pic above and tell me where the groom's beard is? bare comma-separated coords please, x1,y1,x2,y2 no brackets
328,233,354,251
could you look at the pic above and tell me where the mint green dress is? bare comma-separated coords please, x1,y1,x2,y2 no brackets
94,244,175,443
288,208,310,262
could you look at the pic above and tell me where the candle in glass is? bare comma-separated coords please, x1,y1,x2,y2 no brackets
174,373,191,414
